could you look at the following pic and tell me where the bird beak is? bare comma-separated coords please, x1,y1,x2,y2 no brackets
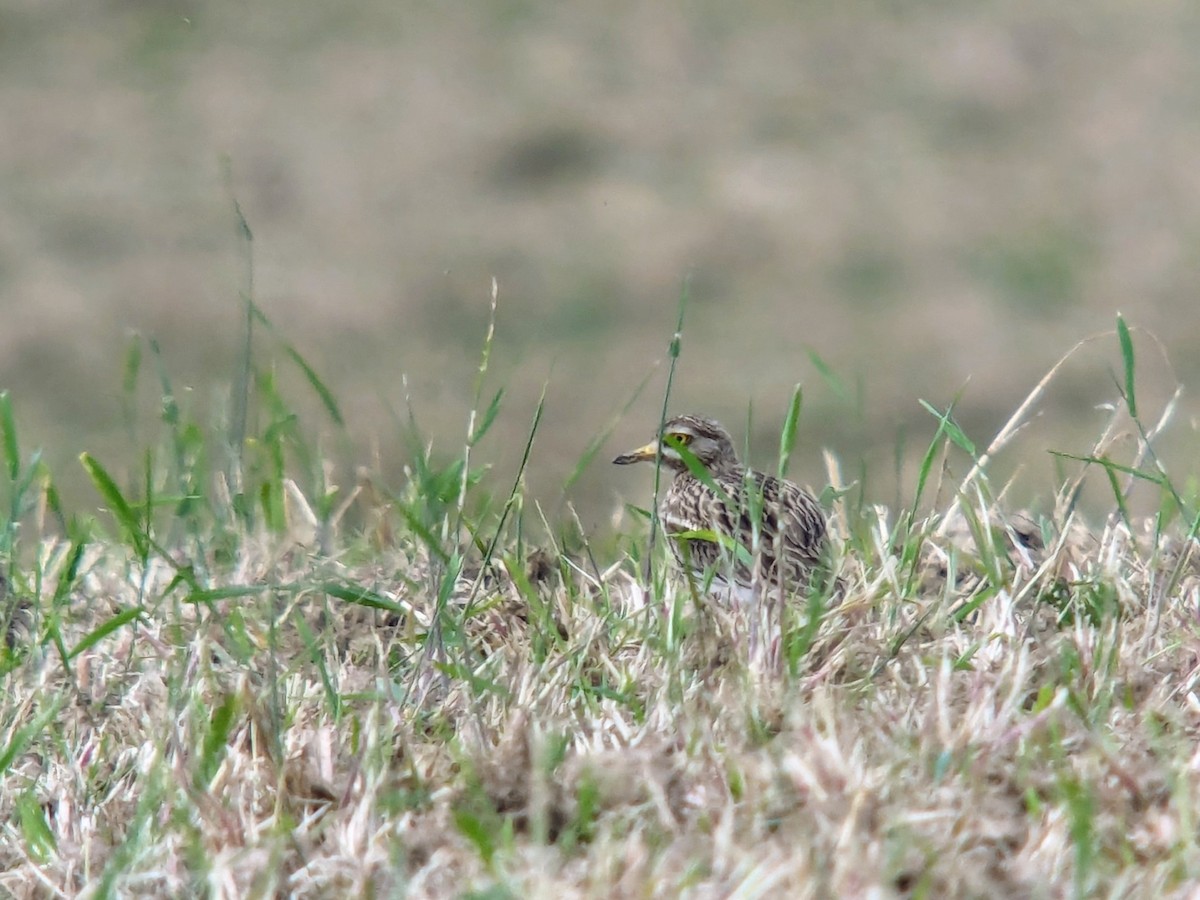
612,440,658,465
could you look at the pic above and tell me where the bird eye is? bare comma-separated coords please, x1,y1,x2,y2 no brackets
668,432,692,446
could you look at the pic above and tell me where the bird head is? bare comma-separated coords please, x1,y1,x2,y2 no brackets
612,414,739,473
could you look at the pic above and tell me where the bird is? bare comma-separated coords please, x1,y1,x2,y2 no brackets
613,414,829,604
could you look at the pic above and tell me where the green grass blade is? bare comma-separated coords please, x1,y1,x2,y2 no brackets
39,462,67,534
951,588,995,624
197,693,239,789
293,610,341,717
919,400,976,457
0,697,62,775
184,585,268,604
0,390,18,484
785,583,825,674
283,344,345,427
645,279,690,583
245,301,345,428
1116,314,1136,418
488,387,546,547
806,349,849,402
1048,451,1165,485
322,581,408,615
147,339,180,430
16,789,57,862
672,528,754,570
395,501,452,563
561,369,653,495
227,176,255,478
143,448,154,554
50,537,87,608
1104,462,1131,527
778,383,803,478
121,333,142,396
912,427,946,515
453,808,497,866
436,658,510,698
79,453,149,559
68,606,145,660
470,388,504,446
121,333,142,438
670,437,734,507
459,386,546,624
9,450,42,521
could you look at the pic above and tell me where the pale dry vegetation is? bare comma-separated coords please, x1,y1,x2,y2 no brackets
2,312,1200,898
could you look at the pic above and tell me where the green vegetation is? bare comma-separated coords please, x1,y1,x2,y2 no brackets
1,291,1198,897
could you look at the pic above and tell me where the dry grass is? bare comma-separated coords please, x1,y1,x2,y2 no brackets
4,464,1200,896
3,313,1200,898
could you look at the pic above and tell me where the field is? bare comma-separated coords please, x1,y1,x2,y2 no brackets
5,4,1200,897
4,3,1200,516
2,305,1200,898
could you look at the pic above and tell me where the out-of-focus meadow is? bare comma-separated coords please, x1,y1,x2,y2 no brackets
3,2,1200,525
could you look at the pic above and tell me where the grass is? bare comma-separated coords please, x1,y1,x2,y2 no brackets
1,292,1200,898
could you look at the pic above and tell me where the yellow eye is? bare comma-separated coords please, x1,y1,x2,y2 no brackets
667,432,692,446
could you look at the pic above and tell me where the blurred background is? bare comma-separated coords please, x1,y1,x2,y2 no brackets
3,2,1200,529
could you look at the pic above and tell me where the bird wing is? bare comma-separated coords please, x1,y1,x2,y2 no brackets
728,471,827,588
660,469,827,590
748,471,826,563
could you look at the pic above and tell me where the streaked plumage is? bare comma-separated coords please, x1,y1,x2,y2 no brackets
614,414,828,599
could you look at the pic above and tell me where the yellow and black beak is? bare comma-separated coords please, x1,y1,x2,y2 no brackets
612,440,659,466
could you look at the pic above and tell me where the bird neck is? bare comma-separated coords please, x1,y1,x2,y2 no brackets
710,459,742,478
672,459,741,482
